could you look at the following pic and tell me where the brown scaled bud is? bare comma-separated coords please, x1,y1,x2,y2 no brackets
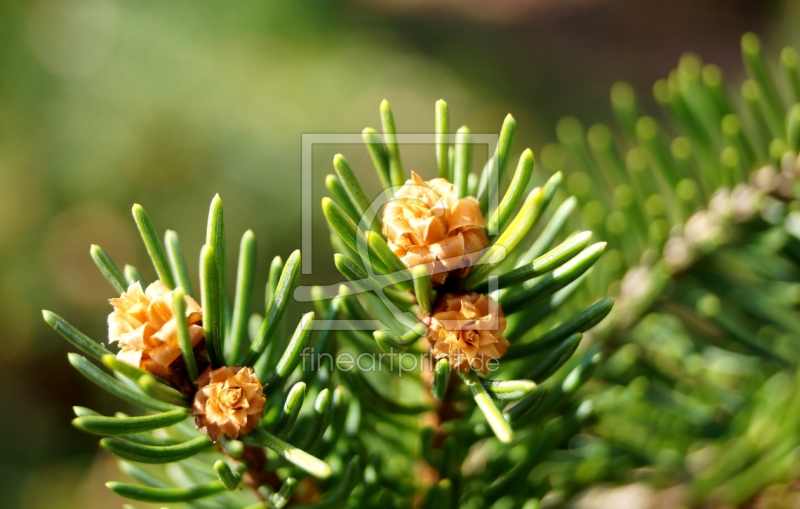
107,281,204,377
192,366,266,442
427,292,510,375
382,172,488,285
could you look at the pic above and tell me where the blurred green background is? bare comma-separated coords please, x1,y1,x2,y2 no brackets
1,0,798,507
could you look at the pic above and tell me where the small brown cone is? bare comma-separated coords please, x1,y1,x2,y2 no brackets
192,366,266,442
107,281,204,376
382,172,488,284
427,292,509,375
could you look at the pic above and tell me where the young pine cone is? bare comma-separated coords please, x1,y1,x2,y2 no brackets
427,292,510,374
382,172,488,285
107,281,204,377
192,366,266,442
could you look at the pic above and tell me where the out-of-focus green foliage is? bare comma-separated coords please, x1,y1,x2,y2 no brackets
521,28,800,506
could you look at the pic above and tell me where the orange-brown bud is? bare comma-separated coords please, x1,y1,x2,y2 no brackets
192,366,266,442
108,281,204,376
427,292,509,374
382,172,488,284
